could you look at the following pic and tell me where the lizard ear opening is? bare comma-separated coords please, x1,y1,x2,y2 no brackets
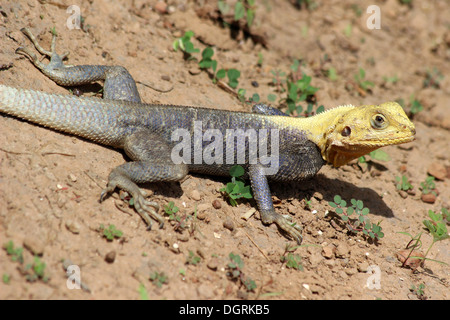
341,126,351,137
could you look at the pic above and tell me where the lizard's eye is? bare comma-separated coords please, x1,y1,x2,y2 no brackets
341,126,351,137
371,114,387,129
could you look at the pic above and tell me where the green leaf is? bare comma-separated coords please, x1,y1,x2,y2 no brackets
328,201,337,208
267,94,277,102
218,0,230,14
369,149,391,161
230,165,245,177
333,195,342,204
234,1,245,20
356,200,363,210
202,47,214,59
246,9,255,28
216,68,226,79
227,69,241,88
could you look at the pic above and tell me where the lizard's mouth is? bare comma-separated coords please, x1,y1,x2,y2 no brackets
327,132,415,167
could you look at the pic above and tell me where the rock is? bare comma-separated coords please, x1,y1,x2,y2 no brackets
322,246,334,259
212,200,221,209
23,237,45,256
105,251,116,263
154,1,167,14
427,162,447,180
190,190,201,201
421,193,436,204
335,243,349,258
65,219,81,234
207,257,219,271
357,261,369,272
223,217,235,231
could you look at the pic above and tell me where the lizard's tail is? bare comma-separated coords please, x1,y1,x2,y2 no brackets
0,84,127,146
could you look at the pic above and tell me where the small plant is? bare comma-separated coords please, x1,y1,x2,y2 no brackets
353,68,374,93
4,240,24,264
164,201,190,231
227,252,257,292
186,250,201,266
285,60,320,115
396,175,413,191
199,47,241,89
218,0,256,28
358,149,391,164
410,283,426,300
138,283,149,300
280,243,304,271
396,96,423,115
420,176,437,196
328,195,384,240
423,210,449,251
409,99,423,115
100,224,123,241
423,67,443,89
172,30,200,57
397,210,449,271
2,273,11,284
25,256,49,283
220,165,252,206
149,271,168,288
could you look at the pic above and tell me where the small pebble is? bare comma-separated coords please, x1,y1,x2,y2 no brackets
212,200,221,209
322,246,334,259
105,251,116,263
190,190,201,201
223,217,234,231
421,193,436,204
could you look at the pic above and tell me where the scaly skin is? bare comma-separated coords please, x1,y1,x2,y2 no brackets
0,28,416,243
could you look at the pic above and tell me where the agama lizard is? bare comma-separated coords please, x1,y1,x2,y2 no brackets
0,28,416,243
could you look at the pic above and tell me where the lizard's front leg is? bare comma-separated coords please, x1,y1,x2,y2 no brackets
248,164,303,244
100,130,188,229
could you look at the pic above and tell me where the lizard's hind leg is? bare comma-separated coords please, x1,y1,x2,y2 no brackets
16,27,141,103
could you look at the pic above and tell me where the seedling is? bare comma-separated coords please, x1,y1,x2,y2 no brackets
410,283,426,300
358,149,391,164
2,273,11,284
397,210,449,270
186,250,201,266
396,175,413,191
280,243,304,271
328,195,384,241
172,30,200,58
164,201,189,231
149,271,168,288
420,176,437,196
233,0,256,28
227,252,257,292
199,47,241,88
25,256,49,283
4,240,24,264
220,165,253,207
353,68,374,93
138,283,149,300
423,68,443,89
100,224,123,241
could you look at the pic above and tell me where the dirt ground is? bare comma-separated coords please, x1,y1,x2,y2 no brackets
0,0,449,300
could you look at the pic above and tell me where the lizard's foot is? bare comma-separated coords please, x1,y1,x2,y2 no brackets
16,27,70,72
260,210,303,244
100,178,164,230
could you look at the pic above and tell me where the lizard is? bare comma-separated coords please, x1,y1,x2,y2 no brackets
0,28,416,244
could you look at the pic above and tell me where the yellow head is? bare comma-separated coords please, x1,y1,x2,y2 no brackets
321,102,416,167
